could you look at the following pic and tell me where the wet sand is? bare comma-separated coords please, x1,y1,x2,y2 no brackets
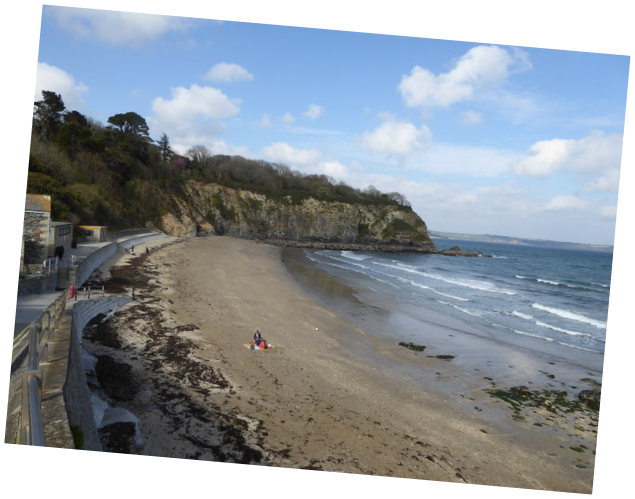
86,236,598,492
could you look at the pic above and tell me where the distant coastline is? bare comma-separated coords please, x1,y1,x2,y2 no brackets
429,230,613,252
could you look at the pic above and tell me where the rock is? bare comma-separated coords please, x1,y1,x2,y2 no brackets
159,180,437,253
155,180,488,257
436,246,482,257
578,389,601,412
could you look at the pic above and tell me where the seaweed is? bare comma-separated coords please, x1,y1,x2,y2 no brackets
398,342,426,352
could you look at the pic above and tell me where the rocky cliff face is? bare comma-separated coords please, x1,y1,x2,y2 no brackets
156,180,437,253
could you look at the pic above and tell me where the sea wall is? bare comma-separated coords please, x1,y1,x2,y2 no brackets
63,297,132,451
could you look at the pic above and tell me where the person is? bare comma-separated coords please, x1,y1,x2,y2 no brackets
254,329,262,346
252,330,271,349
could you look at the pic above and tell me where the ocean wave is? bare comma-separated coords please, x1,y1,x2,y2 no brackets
535,320,592,338
375,262,518,296
340,251,371,262
397,277,470,301
516,275,608,294
532,303,607,329
322,254,371,271
511,310,592,338
437,300,484,317
490,321,605,353
537,278,560,286
512,310,534,321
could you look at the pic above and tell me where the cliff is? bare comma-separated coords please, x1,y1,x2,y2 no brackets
155,180,437,253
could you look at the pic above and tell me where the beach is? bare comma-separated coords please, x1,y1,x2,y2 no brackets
83,236,598,492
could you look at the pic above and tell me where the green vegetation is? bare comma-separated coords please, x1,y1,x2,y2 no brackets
27,90,412,232
486,386,601,415
398,341,426,352
433,355,455,361
70,425,85,450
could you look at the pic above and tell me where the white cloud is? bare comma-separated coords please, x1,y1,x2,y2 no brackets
513,138,574,176
411,143,519,177
149,84,241,154
261,114,273,128
303,104,324,120
544,195,588,212
458,110,483,125
360,120,432,156
280,113,295,124
35,62,88,110
599,205,618,219
513,131,623,192
203,63,254,82
584,169,621,193
261,142,322,168
46,6,194,47
398,45,530,109
151,84,240,129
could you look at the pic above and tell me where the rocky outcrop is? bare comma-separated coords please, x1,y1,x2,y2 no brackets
158,180,437,253
154,180,479,255
436,246,484,257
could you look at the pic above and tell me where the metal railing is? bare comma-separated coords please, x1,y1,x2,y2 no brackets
41,257,59,274
12,291,68,445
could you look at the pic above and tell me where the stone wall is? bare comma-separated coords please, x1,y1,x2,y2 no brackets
22,211,50,270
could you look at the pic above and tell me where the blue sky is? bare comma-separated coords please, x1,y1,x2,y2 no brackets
26,5,632,245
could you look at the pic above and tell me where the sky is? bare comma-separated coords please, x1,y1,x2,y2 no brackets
29,4,629,246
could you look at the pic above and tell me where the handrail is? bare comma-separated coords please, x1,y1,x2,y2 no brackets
15,291,68,445
41,257,59,274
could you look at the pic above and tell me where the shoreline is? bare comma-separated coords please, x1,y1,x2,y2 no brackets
83,236,597,492
282,245,604,382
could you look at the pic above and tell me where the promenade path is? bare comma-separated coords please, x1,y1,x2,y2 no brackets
7,230,172,447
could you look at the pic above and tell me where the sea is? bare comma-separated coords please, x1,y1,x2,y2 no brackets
285,238,611,385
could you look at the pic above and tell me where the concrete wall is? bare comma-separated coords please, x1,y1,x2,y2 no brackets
13,231,168,448
74,242,120,288
74,232,168,288
63,297,132,451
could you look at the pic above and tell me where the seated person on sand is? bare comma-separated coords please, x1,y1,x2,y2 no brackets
251,330,271,349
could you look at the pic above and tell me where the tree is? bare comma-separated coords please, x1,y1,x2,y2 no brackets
106,111,152,165
107,112,150,138
387,192,411,207
55,110,95,157
186,145,213,166
33,91,66,140
158,133,174,162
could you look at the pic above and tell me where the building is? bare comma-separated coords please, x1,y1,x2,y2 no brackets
21,194,76,275
77,225,108,243
50,221,74,259
21,194,52,274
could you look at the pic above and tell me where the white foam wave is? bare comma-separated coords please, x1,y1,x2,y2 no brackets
512,311,534,320
397,277,469,301
323,254,370,271
340,251,370,261
535,320,592,338
437,300,484,317
537,278,560,286
379,263,517,296
532,303,606,329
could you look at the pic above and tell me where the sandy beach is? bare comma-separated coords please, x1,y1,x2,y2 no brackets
82,236,598,493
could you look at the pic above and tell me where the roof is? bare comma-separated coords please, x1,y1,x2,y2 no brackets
25,194,51,213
